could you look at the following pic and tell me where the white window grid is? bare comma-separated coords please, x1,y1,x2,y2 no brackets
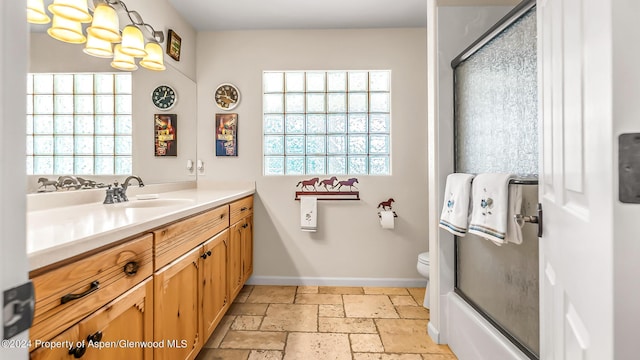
262,70,391,176
26,73,133,175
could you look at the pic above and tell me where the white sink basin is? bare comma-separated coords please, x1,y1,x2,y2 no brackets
123,198,194,208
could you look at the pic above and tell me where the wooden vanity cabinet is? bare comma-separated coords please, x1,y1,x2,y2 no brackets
153,207,231,360
153,247,201,360
200,230,229,341
30,233,153,346
30,278,153,360
228,196,253,301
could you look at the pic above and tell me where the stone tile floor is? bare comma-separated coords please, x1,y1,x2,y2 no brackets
196,285,457,360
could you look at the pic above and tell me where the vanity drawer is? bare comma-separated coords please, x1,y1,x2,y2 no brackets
30,233,153,345
154,205,229,270
230,196,253,224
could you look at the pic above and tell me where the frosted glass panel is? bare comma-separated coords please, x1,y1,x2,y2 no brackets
453,7,539,358
454,9,538,175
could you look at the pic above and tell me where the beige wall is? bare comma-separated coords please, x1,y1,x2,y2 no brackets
196,28,429,284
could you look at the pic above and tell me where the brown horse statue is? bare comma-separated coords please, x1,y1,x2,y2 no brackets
336,178,359,191
377,198,395,210
319,176,338,191
296,177,319,191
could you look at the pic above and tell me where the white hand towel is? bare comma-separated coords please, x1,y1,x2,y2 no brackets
468,173,515,245
439,173,475,236
506,184,523,245
300,196,317,232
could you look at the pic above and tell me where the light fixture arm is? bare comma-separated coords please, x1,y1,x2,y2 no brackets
95,0,164,43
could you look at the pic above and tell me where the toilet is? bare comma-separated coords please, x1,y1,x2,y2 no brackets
416,252,430,308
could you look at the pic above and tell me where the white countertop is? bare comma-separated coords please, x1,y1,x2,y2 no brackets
27,186,255,271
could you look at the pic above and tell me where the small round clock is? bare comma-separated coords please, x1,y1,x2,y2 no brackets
214,83,240,110
152,84,177,111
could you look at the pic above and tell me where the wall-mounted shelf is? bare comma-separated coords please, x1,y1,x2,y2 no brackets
295,191,360,201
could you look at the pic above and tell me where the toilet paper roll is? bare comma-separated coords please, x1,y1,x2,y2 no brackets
380,210,395,229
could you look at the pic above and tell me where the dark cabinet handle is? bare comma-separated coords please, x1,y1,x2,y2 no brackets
123,261,139,276
220,214,225,219
87,330,103,343
242,223,249,229
201,250,213,260
68,343,86,358
240,207,248,211
61,281,99,304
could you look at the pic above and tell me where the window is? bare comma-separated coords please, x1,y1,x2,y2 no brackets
263,70,391,175
26,73,132,175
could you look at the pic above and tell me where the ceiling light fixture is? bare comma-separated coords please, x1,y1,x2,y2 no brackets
27,0,165,72
27,0,51,24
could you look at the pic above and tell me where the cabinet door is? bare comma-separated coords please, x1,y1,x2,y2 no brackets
30,324,81,360
241,215,253,283
154,247,201,360
228,221,243,301
80,278,154,360
201,229,229,340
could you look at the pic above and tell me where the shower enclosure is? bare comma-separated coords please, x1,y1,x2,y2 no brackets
451,1,539,358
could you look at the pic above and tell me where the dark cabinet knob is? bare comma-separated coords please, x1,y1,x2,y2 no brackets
201,253,208,259
207,250,212,256
68,343,86,358
87,330,103,343
123,261,139,276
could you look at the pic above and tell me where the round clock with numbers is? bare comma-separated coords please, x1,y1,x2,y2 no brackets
214,83,240,110
151,84,177,111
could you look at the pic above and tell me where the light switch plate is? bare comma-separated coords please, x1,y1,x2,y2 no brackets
3,281,34,339
619,133,640,203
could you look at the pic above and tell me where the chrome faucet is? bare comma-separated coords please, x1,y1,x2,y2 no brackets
120,176,145,202
103,176,144,204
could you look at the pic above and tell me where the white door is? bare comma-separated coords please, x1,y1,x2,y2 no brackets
538,0,614,359
1,1,30,358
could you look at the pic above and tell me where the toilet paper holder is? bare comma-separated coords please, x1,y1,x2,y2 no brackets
377,198,398,218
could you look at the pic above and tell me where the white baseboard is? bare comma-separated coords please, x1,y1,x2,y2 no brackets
246,276,427,288
428,321,441,344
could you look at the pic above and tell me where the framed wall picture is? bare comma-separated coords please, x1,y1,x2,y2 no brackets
216,113,238,156
166,29,181,61
155,114,177,156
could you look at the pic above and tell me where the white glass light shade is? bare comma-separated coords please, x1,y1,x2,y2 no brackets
27,0,51,24
120,26,147,57
48,0,92,23
47,15,86,44
111,44,138,71
86,3,121,43
139,42,166,71
83,33,113,58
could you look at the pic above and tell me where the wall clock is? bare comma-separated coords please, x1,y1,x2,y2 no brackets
152,84,177,111
215,83,240,110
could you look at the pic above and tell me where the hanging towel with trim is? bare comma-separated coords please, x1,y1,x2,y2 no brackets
439,173,475,236
468,173,515,245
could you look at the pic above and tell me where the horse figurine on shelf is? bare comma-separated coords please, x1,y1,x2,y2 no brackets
296,177,319,191
319,176,338,191
37,177,59,191
377,198,395,211
336,178,359,191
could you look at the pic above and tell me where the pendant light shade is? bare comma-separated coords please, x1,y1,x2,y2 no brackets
48,0,92,23
140,42,166,71
27,0,51,24
120,25,147,57
87,3,121,43
83,33,113,58
47,15,86,44
111,44,138,71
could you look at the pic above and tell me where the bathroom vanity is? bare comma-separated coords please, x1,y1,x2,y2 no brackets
26,185,254,360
